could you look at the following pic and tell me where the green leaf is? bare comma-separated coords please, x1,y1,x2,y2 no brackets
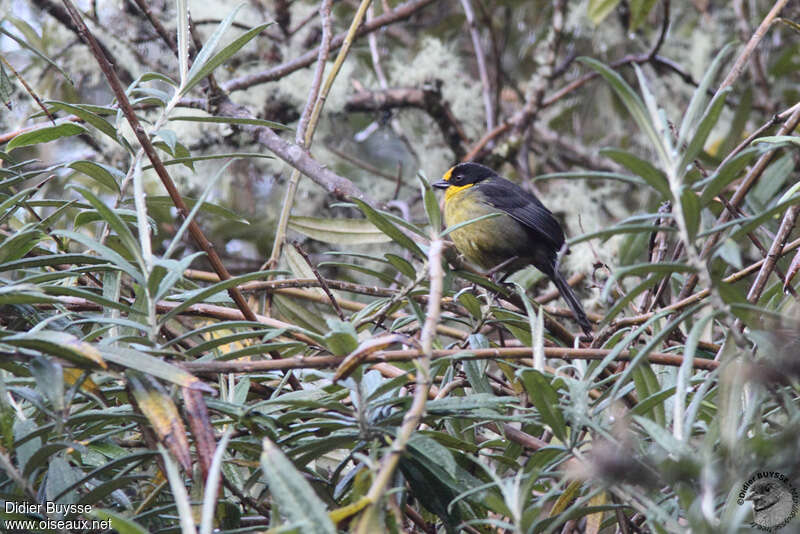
102,347,211,391
160,270,283,324
753,135,800,148
677,43,735,148
89,509,149,534
352,198,424,258
184,18,272,94
629,0,658,30
71,185,144,270
126,196,249,225
631,362,665,425
260,437,336,534
45,101,119,144
323,319,359,356
68,160,124,193
0,228,43,263
52,229,144,285
6,123,86,151
289,216,391,245
569,224,676,245
600,148,670,197
579,57,669,168
2,331,106,369
418,172,441,232
519,370,567,441
170,115,289,130
145,151,273,169
588,0,621,24
697,147,759,206
677,87,731,180
0,26,73,85
680,189,701,241
535,171,647,187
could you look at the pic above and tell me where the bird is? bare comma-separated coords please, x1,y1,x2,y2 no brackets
433,162,592,335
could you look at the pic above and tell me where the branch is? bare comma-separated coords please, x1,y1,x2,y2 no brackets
221,0,437,93
716,0,789,97
180,345,719,373
345,84,469,159
215,96,372,203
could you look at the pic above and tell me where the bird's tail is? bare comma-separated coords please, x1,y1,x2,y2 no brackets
551,270,592,335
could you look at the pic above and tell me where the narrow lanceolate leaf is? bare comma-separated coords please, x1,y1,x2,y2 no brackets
260,437,336,534
128,372,192,472
601,148,670,198
2,330,106,369
677,87,730,180
45,101,119,144
677,43,736,148
6,123,87,151
587,0,621,24
100,346,212,392
579,57,669,169
70,185,143,269
518,370,567,442
629,0,658,30
680,189,701,242
183,14,272,94
289,216,392,245
602,262,696,301
170,115,289,130
0,61,13,109
89,509,148,534
68,160,124,193
697,147,759,206
352,198,425,257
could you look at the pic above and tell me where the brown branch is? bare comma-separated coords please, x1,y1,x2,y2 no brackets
716,0,789,97
345,84,469,159
128,0,177,54
291,242,345,320
180,346,719,373
745,205,800,304
215,96,372,202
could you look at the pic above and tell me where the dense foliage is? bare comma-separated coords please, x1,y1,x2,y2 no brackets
1,0,799,532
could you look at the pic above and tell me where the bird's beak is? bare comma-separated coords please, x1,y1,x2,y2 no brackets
432,180,450,189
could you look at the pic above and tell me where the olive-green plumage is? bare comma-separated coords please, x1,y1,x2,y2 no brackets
434,162,591,334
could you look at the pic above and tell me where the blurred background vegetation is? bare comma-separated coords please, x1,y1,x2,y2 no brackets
1,0,800,532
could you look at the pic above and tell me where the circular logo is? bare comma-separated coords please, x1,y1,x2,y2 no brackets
738,472,799,531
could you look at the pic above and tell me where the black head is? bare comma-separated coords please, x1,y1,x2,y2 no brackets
433,162,497,189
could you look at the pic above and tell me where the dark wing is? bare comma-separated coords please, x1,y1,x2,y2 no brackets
476,178,565,250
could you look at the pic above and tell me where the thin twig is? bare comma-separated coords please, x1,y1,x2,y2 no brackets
715,0,789,97
460,0,494,131
291,242,345,319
